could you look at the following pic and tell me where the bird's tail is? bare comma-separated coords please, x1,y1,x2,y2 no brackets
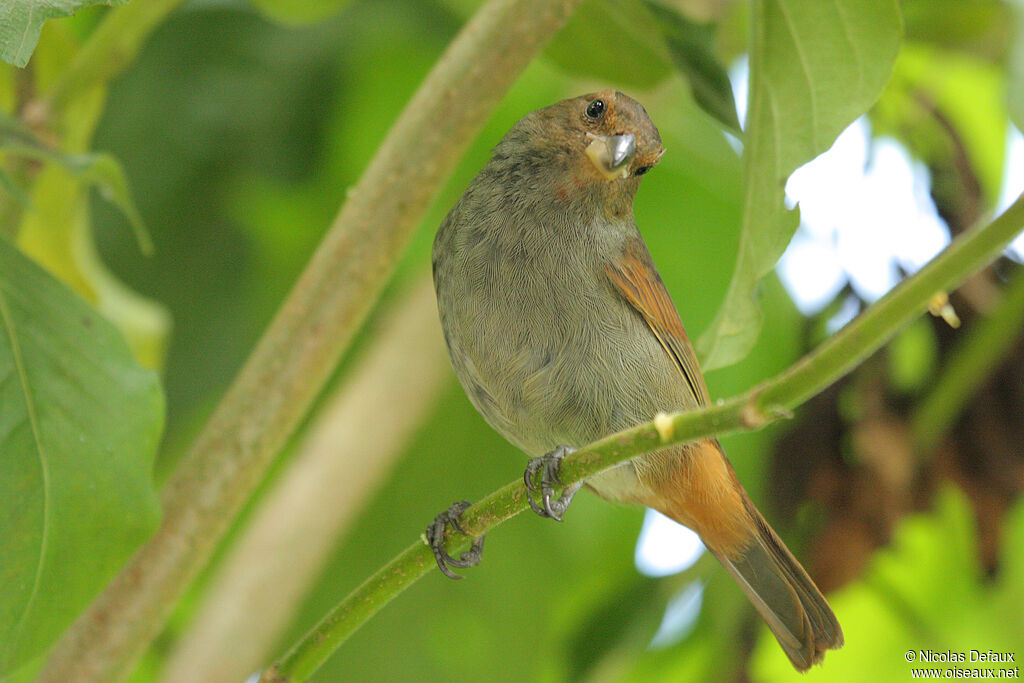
645,440,843,671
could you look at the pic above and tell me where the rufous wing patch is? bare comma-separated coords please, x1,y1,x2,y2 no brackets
605,240,710,405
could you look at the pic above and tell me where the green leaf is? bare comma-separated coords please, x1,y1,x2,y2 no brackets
901,0,1014,57
0,112,153,255
1005,1,1024,132
543,0,672,88
0,166,29,208
0,0,127,67
696,0,903,371
872,45,1007,216
0,237,163,675
886,317,937,393
16,163,171,370
64,152,152,254
644,1,741,132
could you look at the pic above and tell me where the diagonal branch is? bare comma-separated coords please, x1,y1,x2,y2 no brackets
38,1,584,681
261,193,1024,683
159,274,448,683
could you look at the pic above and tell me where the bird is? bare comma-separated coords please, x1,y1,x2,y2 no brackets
428,89,843,670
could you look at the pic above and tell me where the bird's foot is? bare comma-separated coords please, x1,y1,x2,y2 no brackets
425,500,485,580
524,445,583,521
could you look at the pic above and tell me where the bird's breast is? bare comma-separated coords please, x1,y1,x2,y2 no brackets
435,215,692,457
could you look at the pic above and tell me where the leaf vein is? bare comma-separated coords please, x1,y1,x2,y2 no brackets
833,0,865,99
774,0,818,147
0,287,51,659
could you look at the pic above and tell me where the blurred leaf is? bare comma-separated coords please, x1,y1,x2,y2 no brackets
696,0,902,371
0,59,13,110
62,153,151,253
901,0,1013,60
0,0,126,67
0,165,29,207
644,1,740,132
250,0,354,26
563,576,661,681
872,45,1008,220
0,654,43,683
17,162,171,369
0,236,163,675
0,111,152,255
0,110,43,147
1008,1,1024,131
750,487,1024,681
433,0,479,17
543,0,672,88
996,489,1024,614
887,318,937,393
11,54,170,371
610,568,749,683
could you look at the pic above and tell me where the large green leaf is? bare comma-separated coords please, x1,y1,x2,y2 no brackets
0,0,127,67
16,162,171,370
543,0,672,88
0,237,163,675
5,30,170,371
644,1,741,133
696,0,902,370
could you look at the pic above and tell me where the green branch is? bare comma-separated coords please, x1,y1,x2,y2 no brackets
37,1,584,681
262,193,1024,683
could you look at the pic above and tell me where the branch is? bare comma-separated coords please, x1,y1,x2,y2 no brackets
159,275,448,683
261,193,1024,683
38,1,583,681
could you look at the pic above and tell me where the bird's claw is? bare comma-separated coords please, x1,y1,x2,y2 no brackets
524,445,582,521
426,500,485,580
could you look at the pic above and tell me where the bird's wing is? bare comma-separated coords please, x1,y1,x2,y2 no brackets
605,239,710,406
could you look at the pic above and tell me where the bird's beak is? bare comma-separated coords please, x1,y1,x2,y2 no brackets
585,133,636,180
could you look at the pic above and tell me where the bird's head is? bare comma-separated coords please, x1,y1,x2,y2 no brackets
495,90,664,218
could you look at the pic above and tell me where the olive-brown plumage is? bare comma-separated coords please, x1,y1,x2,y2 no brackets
432,90,843,669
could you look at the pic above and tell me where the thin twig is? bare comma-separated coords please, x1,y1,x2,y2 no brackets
38,1,583,681
262,193,1024,683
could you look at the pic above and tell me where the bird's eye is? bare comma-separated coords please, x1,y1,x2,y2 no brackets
585,99,606,120
635,166,651,177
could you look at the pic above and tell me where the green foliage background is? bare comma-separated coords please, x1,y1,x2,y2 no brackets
1,0,1022,681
